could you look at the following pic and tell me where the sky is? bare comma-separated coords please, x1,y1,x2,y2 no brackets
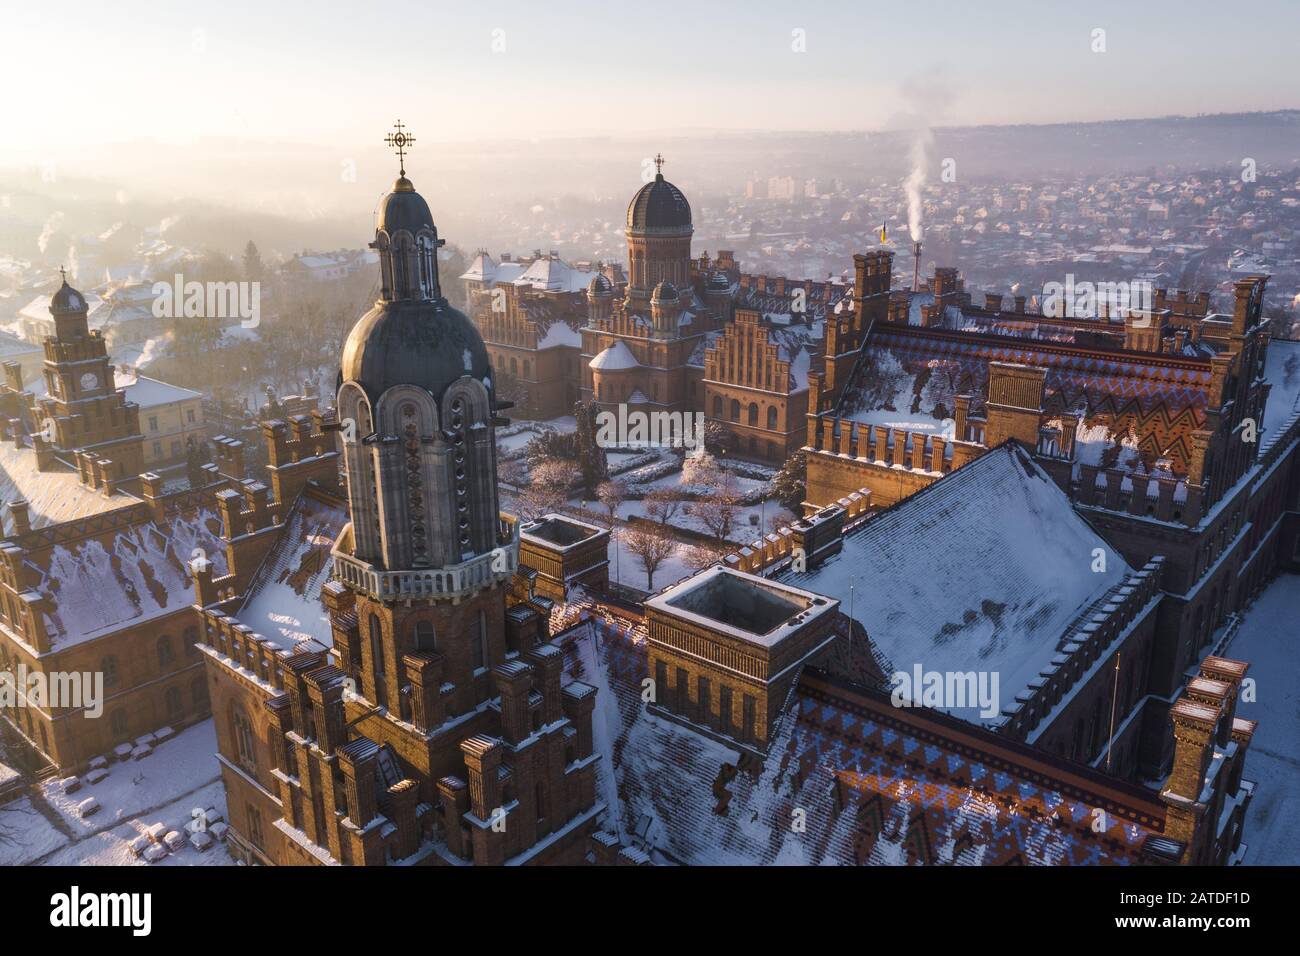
1,0,1297,157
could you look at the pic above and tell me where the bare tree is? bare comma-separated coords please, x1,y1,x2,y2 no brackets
688,464,740,543
682,542,729,572
643,486,686,526
515,460,577,520
596,480,625,526
624,523,677,592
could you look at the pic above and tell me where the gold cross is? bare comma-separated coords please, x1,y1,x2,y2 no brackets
654,152,665,176
385,120,416,176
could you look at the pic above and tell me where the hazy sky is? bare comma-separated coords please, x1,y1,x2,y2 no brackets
3,0,1297,154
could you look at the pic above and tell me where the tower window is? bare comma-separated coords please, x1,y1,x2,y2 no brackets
472,610,487,671
414,620,436,652
370,614,386,675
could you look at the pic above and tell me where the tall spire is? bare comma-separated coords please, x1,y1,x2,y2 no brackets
385,119,415,178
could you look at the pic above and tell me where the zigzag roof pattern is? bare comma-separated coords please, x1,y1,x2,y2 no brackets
554,600,1165,866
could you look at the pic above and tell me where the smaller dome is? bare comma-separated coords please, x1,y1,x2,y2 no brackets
377,176,435,235
587,273,613,297
707,271,731,292
651,280,678,303
589,341,640,371
50,278,86,313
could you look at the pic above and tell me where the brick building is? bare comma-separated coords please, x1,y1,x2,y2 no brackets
461,251,619,419
0,277,252,770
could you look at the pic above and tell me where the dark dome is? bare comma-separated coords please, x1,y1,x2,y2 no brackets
50,279,86,313
587,273,613,297
651,280,678,302
341,297,491,404
377,176,435,235
627,173,691,234
707,270,731,292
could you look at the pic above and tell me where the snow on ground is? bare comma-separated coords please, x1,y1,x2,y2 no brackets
0,720,235,866
1223,574,1300,865
608,525,695,594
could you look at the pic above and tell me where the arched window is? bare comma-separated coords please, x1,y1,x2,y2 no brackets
101,656,119,688
157,635,174,668
414,620,436,652
523,361,531,380
729,399,740,422
165,686,183,718
192,676,209,708
747,403,758,426
110,709,128,740
712,396,723,418
510,357,519,376
767,406,778,430
184,624,200,655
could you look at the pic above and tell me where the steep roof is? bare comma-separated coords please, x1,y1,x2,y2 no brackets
782,443,1129,725
838,325,1213,476
556,606,1165,866
237,490,349,652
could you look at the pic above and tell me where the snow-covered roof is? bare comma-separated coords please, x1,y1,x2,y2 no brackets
589,341,639,371
537,320,581,350
38,507,228,650
782,443,1129,725
237,491,348,652
1263,339,1300,442
0,444,140,530
557,606,1164,866
120,375,202,408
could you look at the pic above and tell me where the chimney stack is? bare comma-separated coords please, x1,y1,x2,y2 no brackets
912,240,922,293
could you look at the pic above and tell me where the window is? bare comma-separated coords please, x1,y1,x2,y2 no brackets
148,416,159,432
713,396,722,418
414,620,436,652
157,635,174,668
101,656,119,688
110,709,128,739
747,403,758,426
246,804,265,850
369,614,385,675
165,686,183,718
152,442,163,458
192,676,209,709
767,406,778,430
729,399,740,422
233,709,257,772
472,610,487,671
186,408,196,424
184,625,200,655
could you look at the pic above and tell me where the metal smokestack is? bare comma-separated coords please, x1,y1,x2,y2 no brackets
912,240,922,293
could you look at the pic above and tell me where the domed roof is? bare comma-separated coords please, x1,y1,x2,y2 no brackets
587,273,613,297
707,270,731,292
341,297,491,404
627,173,691,234
50,278,86,313
651,280,678,302
376,176,435,235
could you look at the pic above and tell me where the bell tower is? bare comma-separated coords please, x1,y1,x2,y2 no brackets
331,125,519,719
36,272,144,490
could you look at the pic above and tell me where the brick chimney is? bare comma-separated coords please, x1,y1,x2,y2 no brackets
6,499,31,536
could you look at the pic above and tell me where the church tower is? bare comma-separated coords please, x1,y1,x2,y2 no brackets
35,273,144,491
624,154,692,316
332,131,519,719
